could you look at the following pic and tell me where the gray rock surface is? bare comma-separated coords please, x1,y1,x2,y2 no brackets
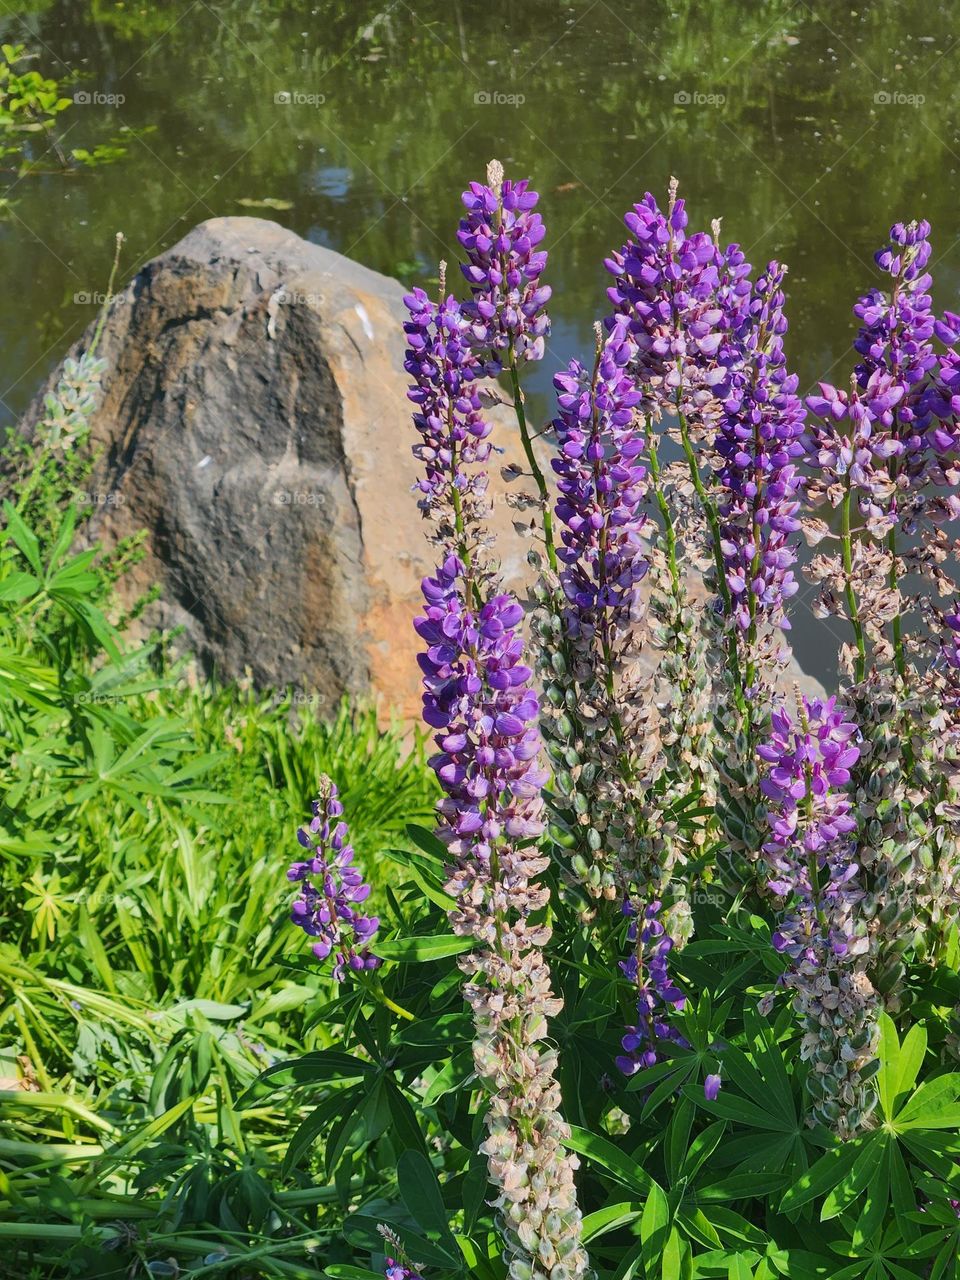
25,217,533,720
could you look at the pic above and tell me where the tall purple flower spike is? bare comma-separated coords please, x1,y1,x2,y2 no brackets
551,315,649,653
406,166,589,1280
458,159,551,365
715,262,806,634
402,286,493,522
806,219,956,526
287,776,380,981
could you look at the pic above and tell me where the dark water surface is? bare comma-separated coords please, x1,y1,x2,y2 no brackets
3,0,960,680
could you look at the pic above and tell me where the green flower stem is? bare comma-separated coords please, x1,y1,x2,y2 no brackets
886,527,906,681
508,346,557,573
676,405,745,709
840,481,867,683
645,417,682,603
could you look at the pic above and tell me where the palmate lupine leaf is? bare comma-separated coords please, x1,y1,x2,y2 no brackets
777,1016,960,1257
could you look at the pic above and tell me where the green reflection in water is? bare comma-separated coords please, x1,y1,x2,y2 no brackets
1,0,959,678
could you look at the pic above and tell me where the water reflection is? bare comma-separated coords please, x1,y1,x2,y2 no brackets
1,0,959,681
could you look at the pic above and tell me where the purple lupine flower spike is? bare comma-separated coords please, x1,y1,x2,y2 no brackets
715,262,806,637
605,180,752,422
458,159,551,365
402,283,493,530
806,219,942,530
616,900,687,1076
287,776,380,980
414,559,589,1279
552,316,650,652
758,696,879,1136
407,168,589,1280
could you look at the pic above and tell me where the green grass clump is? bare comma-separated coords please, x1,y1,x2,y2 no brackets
0,347,435,1277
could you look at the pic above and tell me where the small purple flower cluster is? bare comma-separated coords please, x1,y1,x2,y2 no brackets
759,697,860,920
551,316,649,648
458,160,551,364
384,1259,422,1280
616,900,687,1076
287,777,380,981
758,697,879,1135
604,183,752,420
715,262,806,635
402,288,493,521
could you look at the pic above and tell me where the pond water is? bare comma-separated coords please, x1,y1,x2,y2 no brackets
2,0,960,681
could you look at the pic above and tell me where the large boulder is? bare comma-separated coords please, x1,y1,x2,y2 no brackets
25,217,534,720
25,218,821,717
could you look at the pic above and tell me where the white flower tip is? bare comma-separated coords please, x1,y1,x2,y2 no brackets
487,158,505,196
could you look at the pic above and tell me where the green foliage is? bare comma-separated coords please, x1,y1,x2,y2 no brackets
0,42,71,161
0,40,130,181
0,398,437,1276
254,846,960,1280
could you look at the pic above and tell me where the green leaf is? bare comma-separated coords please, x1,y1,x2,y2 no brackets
895,1074,960,1125
0,570,39,601
582,1202,643,1243
2,502,42,573
566,1126,652,1194
852,1144,890,1249
728,1258,756,1280
666,1097,695,1185
662,1226,682,1280
877,1011,922,1120
781,1138,867,1214
682,1120,726,1180
641,1179,671,1261
282,1091,353,1176
404,823,449,863
896,1023,928,1097
397,1149,455,1241
385,1082,428,1158
373,934,473,962
821,1135,885,1221
237,1051,372,1105
683,1083,794,1133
